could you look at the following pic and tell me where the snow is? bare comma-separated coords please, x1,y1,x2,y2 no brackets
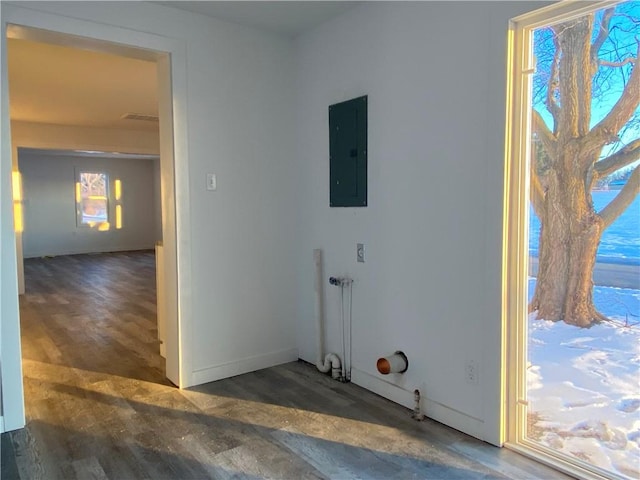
528,283,640,479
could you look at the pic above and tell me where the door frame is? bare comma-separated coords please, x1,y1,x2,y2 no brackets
503,1,624,479
0,3,194,432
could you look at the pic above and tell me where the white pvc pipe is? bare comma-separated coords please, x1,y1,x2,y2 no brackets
376,351,408,375
314,249,342,379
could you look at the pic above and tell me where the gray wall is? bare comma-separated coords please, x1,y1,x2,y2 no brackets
20,151,159,258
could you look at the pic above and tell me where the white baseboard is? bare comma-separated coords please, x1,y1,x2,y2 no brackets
191,348,298,386
351,367,415,409
351,367,485,441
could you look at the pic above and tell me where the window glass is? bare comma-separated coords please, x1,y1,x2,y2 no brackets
78,171,109,225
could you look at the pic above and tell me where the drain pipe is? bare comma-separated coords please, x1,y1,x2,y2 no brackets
314,249,341,379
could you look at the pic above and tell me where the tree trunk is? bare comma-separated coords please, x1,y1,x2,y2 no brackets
528,9,640,327
529,152,605,327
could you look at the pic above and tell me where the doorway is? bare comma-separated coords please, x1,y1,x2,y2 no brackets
1,10,191,432
505,1,640,479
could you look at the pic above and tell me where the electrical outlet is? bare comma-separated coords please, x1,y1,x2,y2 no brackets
357,243,365,263
465,359,479,384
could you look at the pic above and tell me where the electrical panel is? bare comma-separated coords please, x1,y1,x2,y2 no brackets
329,95,367,207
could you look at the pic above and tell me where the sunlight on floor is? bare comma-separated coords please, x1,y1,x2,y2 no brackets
25,359,426,458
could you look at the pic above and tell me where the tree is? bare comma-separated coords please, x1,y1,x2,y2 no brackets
529,4,640,327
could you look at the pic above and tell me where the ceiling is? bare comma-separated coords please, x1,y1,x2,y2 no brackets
158,1,357,37
8,38,159,131
7,2,356,132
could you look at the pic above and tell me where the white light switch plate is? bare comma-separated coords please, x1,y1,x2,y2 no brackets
207,173,217,191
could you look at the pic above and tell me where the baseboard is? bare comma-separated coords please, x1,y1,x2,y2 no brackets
350,367,485,441
350,367,415,409
191,348,298,386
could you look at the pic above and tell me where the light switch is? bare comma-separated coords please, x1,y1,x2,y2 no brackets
207,173,217,191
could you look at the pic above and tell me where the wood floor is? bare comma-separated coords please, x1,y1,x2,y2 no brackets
2,251,572,479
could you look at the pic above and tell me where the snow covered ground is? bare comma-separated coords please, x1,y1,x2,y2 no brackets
528,282,640,479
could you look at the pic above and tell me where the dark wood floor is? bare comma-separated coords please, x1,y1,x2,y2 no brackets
2,251,572,479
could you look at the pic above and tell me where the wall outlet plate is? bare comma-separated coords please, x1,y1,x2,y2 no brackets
465,359,479,384
357,243,365,263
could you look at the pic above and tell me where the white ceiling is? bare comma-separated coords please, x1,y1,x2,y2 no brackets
157,1,357,37
8,38,159,131
7,2,356,131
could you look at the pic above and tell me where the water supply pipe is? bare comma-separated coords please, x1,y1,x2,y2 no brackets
412,389,425,421
314,249,342,379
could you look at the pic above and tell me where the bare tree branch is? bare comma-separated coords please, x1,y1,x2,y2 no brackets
532,109,557,158
591,8,615,69
530,162,545,219
599,165,640,228
599,57,636,68
588,42,640,146
595,138,640,178
547,35,561,130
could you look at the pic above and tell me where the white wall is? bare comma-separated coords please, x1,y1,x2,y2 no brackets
19,151,158,258
163,6,298,382
293,1,546,445
1,0,298,431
